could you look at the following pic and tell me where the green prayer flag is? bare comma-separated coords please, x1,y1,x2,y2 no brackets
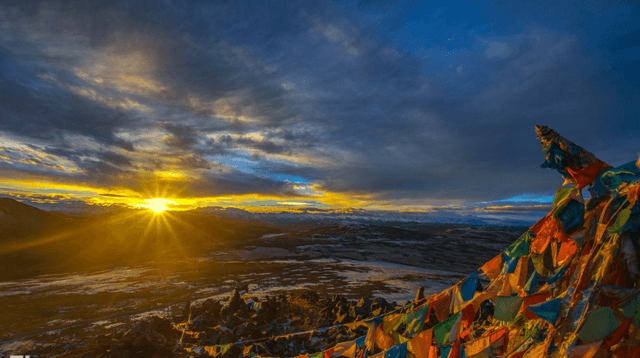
553,187,575,207
433,312,461,346
494,296,525,322
505,231,532,258
608,208,631,233
578,307,620,342
404,304,429,339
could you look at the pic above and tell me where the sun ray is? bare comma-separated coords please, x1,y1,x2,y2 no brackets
138,212,158,250
156,212,193,264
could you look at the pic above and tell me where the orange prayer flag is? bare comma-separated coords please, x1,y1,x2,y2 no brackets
324,347,335,358
464,336,491,356
497,275,512,297
343,343,357,358
428,345,438,358
530,212,552,234
460,303,476,332
205,346,216,356
449,338,462,358
408,329,433,358
480,254,503,280
431,290,452,322
557,240,578,267
373,323,395,351
488,327,510,355
531,217,556,254
508,256,529,292
459,325,472,341
566,161,608,190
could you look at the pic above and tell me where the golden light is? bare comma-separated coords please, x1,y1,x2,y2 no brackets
139,198,176,213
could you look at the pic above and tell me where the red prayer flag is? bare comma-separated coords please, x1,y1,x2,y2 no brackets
430,290,452,322
601,317,633,350
324,347,335,358
566,161,608,189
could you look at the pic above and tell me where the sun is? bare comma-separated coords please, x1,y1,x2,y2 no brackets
140,198,176,213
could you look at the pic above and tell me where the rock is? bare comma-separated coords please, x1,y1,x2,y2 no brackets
414,287,425,303
356,297,371,310
221,290,246,316
354,306,368,316
272,343,285,355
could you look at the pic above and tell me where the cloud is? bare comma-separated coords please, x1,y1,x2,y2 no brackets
483,40,512,59
0,0,638,212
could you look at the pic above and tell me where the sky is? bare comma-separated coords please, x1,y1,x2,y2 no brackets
0,0,639,216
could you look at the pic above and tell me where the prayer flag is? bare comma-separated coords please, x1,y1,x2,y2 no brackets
433,312,462,346
526,298,562,325
494,296,525,322
384,342,407,358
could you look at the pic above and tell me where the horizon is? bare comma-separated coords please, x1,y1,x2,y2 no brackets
1,1,639,217
0,194,550,227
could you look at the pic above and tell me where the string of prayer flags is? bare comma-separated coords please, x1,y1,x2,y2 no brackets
180,128,640,358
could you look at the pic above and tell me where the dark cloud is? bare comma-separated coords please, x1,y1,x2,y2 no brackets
0,78,137,150
182,170,298,198
0,0,638,207
99,193,126,197
161,123,200,150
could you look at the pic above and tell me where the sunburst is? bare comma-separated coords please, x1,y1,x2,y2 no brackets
139,198,176,214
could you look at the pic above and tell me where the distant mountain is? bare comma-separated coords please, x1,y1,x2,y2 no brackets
190,205,540,226
0,197,76,241
0,199,281,280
